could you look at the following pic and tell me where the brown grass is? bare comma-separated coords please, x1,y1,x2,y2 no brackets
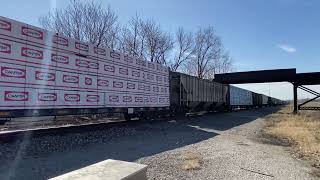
181,152,202,170
265,105,320,172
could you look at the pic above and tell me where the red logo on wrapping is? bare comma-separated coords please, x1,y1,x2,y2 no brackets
161,87,167,93
38,93,57,101
97,79,109,87
64,94,80,102
51,54,69,64
127,83,135,89
0,19,11,31
53,35,68,46
138,84,144,90
150,97,157,102
147,74,154,80
132,71,140,77
104,65,115,72
123,96,132,102
63,75,79,84
75,42,89,51
113,81,123,88
110,51,120,59
124,55,133,63
88,62,99,69
21,47,43,60
21,26,43,40
119,68,128,75
86,95,100,102
153,87,159,92
5,91,28,101
76,59,89,68
109,95,119,102
159,98,165,103
0,42,11,54
1,67,26,78
85,77,92,85
145,85,151,91
35,71,55,81
94,47,106,56
135,97,143,103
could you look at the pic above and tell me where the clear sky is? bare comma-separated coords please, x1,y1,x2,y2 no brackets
1,0,319,100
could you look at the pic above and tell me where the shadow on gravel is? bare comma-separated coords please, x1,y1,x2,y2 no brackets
0,107,280,180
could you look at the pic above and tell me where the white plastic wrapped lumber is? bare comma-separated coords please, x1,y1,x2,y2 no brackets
0,16,169,110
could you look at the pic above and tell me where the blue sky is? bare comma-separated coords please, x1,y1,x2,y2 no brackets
1,0,320,100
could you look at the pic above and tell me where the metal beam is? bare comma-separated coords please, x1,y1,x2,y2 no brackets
214,68,296,84
295,72,320,85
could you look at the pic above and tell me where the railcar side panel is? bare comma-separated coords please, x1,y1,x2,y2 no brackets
229,85,253,106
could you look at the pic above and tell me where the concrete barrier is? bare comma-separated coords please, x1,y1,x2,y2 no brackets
49,159,147,180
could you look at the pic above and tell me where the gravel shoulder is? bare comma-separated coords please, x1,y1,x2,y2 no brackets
0,108,316,180
137,109,316,180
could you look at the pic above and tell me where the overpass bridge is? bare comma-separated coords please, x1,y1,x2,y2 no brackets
214,68,320,113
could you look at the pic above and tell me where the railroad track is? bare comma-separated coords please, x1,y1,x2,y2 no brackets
0,115,171,143
0,108,270,143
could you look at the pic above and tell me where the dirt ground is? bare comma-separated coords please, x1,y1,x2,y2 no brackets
137,107,318,179
263,106,320,177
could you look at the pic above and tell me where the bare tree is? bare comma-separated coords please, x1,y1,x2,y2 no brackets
169,27,194,71
154,33,174,65
121,14,144,57
39,0,118,48
120,16,173,64
218,52,233,73
39,1,233,69
140,19,173,63
191,27,222,79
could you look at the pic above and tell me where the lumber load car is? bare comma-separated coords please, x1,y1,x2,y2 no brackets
0,16,284,124
0,16,170,121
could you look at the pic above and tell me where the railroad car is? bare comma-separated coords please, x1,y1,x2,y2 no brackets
169,71,228,114
228,85,253,109
0,16,170,122
262,95,269,106
252,92,263,108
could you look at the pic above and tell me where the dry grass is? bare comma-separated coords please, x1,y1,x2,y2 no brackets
181,152,202,170
265,105,320,171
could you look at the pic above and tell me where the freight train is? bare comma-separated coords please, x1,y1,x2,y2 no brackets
169,71,284,115
0,16,284,123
